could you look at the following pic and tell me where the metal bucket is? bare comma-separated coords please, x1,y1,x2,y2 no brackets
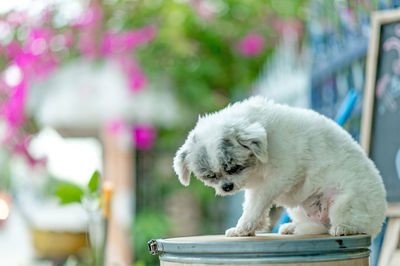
148,233,370,265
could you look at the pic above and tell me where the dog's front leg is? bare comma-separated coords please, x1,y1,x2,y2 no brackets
225,176,288,237
225,188,269,237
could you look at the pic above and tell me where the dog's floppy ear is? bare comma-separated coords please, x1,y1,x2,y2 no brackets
173,145,191,186
236,122,268,163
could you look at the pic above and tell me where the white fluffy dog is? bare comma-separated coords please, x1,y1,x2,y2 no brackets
173,96,387,237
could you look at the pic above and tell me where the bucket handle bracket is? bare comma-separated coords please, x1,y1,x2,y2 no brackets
148,239,159,255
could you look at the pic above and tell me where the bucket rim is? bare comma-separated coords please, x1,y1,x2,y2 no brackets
150,234,371,264
151,233,371,255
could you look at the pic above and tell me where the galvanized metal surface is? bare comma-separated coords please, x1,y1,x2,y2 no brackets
148,234,371,264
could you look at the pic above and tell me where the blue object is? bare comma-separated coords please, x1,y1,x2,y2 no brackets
370,218,388,266
311,39,368,88
272,209,291,233
334,89,359,126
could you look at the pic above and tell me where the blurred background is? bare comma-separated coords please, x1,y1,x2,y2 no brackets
0,0,397,265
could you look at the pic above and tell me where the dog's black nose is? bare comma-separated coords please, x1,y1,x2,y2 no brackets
222,183,234,192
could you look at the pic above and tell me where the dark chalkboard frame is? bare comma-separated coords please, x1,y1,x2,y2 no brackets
357,9,400,265
361,9,400,154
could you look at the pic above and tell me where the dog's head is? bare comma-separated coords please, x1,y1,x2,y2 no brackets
173,116,268,196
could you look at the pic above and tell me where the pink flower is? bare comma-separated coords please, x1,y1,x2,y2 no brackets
273,19,303,37
106,119,128,136
72,5,102,29
77,29,99,58
101,26,157,55
132,124,157,150
236,33,265,57
124,26,157,49
63,31,75,47
72,3,103,58
0,80,26,130
7,11,27,27
191,0,217,20
101,31,126,55
8,28,59,80
5,41,22,59
127,66,147,92
116,55,148,92
27,28,54,55
14,50,58,80
39,8,53,25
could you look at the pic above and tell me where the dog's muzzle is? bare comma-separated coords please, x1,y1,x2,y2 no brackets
222,183,234,192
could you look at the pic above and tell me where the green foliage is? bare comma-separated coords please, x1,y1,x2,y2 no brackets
103,0,307,114
134,261,146,266
133,210,171,266
56,182,84,205
53,171,102,265
61,254,93,266
88,170,100,193
0,150,11,191
189,176,224,234
54,170,101,205
190,174,216,209
62,256,79,266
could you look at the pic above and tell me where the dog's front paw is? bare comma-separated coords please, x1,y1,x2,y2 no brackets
329,225,355,236
225,227,255,237
225,227,239,237
278,222,296,235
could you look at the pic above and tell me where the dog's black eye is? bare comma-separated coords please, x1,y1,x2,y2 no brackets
206,173,217,179
226,165,245,175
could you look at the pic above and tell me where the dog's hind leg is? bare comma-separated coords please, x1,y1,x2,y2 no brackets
278,207,304,234
328,193,364,236
294,221,328,234
279,207,328,235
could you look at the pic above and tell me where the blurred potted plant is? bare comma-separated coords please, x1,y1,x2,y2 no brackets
31,171,105,265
